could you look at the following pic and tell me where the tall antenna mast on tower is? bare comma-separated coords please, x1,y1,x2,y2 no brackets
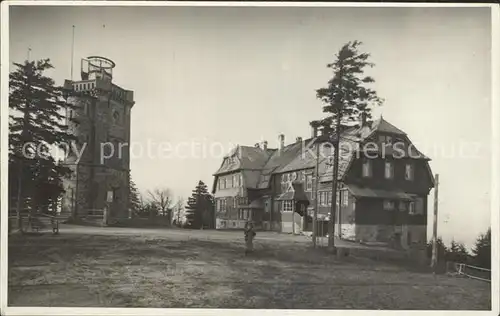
27,47,31,62
70,25,75,80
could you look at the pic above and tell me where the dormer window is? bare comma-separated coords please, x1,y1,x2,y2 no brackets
379,134,393,145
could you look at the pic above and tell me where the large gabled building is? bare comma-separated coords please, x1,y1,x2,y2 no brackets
212,116,434,249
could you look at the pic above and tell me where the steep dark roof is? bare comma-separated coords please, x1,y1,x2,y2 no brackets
213,117,433,187
276,137,325,174
213,145,271,176
371,117,407,135
255,140,308,189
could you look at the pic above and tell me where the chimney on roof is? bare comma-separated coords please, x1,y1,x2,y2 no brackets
311,126,318,138
296,137,303,143
278,134,285,151
261,140,268,150
360,112,368,127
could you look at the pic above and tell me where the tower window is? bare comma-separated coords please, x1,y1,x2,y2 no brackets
113,111,120,124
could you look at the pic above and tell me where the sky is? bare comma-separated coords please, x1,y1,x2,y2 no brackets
9,5,492,248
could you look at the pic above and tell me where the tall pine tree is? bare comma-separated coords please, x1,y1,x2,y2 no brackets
447,239,469,263
312,41,383,248
472,228,491,269
129,178,141,217
184,181,214,229
9,59,77,230
311,40,383,132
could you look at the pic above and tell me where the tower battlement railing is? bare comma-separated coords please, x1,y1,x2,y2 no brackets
81,56,115,81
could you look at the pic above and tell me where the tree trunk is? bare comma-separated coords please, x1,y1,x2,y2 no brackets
15,158,24,233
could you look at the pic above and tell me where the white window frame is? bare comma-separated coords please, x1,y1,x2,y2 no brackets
398,201,407,212
306,175,313,191
322,192,329,206
405,163,414,181
342,190,349,206
415,197,424,215
385,161,394,179
282,201,293,212
327,192,332,206
362,159,372,177
383,200,395,211
408,201,416,215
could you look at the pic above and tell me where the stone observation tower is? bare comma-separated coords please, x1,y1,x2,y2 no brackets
61,56,134,224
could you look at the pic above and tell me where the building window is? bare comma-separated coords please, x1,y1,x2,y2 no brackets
415,197,424,215
281,174,287,184
264,199,270,213
342,190,349,206
320,192,332,206
398,201,407,212
113,110,120,124
385,161,394,179
408,201,416,215
379,135,393,145
405,163,414,181
221,199,227,213
227,175,233,188
320,192,328,206
383,200,395,210
386,136,393,145
282,201,293,212
233,197,238,208
306,175,313,191
234,174,239,187
362,159,372,177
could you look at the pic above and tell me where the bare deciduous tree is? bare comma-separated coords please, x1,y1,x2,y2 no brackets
173,196,185,226
147,188,173,222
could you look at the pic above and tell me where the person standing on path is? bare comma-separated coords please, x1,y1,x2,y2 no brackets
244,221,256,256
